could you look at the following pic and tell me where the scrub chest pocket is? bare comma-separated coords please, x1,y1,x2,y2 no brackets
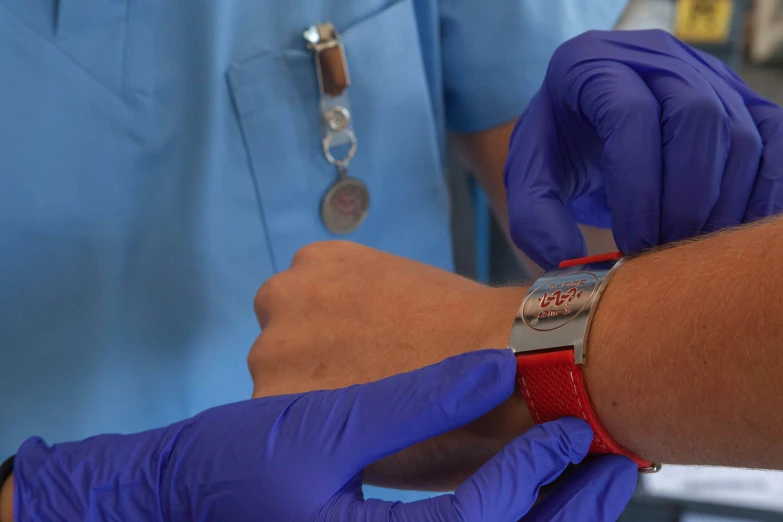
228,0,450,271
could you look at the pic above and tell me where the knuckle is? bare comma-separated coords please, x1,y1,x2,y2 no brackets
678,94,725,121
248,340,300,397
577,29,607,44
291,241,332,264
648,28,678,47
552,29,616,63
731,123,763,158
291,240,358,265
247,339,264,370
621,92,659,116
326,239,356,249
551,33,588,67
253,283,270,313
291,243,317,264
254,273,285,312
247,332,282,372
562,30,596,48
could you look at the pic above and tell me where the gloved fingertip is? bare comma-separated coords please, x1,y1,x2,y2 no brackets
411,350,518,427
589,456,639,513
515,224,586,271
440,348,515,377
453,349,518,396
608,455,640,490
570,233,589,264
524,455,638,522
745,180,783,223
613,226,657,257
549,417,594,462
508,181,588,270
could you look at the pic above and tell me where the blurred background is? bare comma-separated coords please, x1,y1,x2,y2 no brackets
448,1,783,520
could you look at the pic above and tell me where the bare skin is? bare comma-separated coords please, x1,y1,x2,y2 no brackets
0,474,11,522
4,220,783,515
250,217,783,491
0,118,622,518
250,241,529,489
4,120,780,516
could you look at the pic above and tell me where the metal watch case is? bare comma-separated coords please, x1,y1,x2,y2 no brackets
508,256,624,364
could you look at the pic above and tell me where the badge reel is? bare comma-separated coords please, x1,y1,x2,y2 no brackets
305,23,370,235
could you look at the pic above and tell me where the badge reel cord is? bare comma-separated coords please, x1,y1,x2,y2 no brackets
305,23,370,235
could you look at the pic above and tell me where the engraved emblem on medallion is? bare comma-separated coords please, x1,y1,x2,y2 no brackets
522,273,598,331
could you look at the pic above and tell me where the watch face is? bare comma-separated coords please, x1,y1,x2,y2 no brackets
521,272,599,332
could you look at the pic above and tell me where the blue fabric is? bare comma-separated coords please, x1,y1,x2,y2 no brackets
504,29,783,270
0,0,625,503
13,350,638,521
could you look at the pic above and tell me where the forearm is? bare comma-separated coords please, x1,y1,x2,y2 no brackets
407,216,783,489
585,216,783,468
0,474,12,522
251,218,783,489
458,123,783,466
472,216,783,473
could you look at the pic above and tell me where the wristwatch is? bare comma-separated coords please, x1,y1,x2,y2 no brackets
508,252,660,472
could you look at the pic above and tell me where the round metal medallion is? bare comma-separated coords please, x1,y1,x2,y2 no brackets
321,177,370,234
521,272,598,332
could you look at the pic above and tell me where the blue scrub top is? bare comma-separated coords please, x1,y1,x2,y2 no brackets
0,0,625,500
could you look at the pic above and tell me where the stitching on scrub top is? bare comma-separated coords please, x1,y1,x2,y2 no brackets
0,3,127,104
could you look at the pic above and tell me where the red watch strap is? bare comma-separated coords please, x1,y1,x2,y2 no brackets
516,350,653,469
558,251,623,269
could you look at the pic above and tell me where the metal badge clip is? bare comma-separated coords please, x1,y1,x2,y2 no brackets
304,22,369,235
304,23,350,98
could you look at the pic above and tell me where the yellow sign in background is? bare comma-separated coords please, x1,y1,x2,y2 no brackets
675,0,735,44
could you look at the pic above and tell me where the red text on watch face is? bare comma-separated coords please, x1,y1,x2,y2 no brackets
522,273,598,331
539,287,583,308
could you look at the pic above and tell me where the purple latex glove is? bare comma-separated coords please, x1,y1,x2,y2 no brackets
505,29,783,270
11,349,637,521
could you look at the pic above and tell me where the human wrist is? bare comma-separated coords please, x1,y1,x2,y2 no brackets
0,473,13,522
477,285,528,349
582,254,659,463
363,284,534,491
467,285,535,452
504,254,659,469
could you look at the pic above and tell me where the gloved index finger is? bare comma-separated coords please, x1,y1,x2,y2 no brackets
556,57,663,253
315,349,517,471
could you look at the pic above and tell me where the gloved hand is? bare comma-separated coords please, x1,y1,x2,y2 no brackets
505,29,783,270
11,350,636,521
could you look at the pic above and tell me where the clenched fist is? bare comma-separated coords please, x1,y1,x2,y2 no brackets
249,241,532,490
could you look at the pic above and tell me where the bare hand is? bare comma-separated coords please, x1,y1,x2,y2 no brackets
249,241,531,490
